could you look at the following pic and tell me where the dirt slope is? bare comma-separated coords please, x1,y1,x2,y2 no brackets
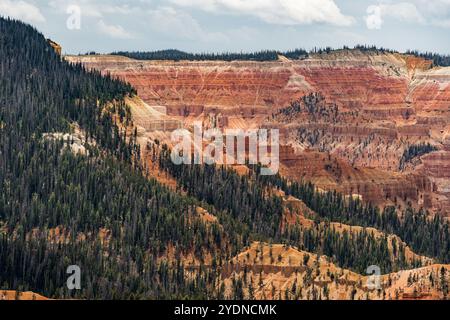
221,242,450,300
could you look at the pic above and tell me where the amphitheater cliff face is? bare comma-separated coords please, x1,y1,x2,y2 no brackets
66,51,450,216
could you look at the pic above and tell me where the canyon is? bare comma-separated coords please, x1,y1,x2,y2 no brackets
66,51,450,300
3,17,448,302
68,50,450,217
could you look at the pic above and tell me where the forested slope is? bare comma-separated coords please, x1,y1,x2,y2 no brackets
0,18,233,299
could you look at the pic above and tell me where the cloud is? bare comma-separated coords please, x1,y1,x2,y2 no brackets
170,0,355,26
365,2,425,29
366,6,384,29
48,1,228,44
48,0,100,17
417,0,450,27
48,0,140,18
97,20,134,39
147,6,228,42
365,1,450,29
0,0,46,23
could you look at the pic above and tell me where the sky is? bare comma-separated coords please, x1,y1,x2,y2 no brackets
1,0,450,55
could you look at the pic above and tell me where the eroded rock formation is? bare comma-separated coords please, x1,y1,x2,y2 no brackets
66,50,450,215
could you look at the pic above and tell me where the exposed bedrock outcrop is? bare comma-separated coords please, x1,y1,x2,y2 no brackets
279,146,434,209
66,52,450,215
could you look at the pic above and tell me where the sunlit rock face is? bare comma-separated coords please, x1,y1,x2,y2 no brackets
67,51,450,216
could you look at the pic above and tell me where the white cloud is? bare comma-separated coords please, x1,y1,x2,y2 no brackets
0,0,46,23
366,1,450,29
97,20,134,39
48,0,101,17
417,0,450,16
365,3,425,29
417,0,450,27
366,5,384,29
48,1,228,44
48,0,140,18
147,6,228,42
170,0,355,26
389,2,424,22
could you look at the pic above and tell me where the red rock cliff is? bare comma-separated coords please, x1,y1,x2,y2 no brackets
66,52,450,215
